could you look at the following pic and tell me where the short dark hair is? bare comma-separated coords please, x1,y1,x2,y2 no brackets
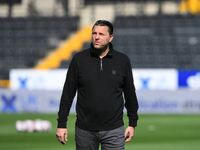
92,20,113,35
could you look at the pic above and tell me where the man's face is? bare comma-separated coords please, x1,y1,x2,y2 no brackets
92,25,113,50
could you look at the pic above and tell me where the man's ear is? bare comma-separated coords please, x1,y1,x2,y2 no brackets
109,34,114,42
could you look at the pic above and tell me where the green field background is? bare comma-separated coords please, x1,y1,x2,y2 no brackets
0,114,200,150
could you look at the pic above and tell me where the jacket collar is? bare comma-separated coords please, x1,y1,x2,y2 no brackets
90,43,113,58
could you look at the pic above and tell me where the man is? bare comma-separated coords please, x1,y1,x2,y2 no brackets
56,20,139,150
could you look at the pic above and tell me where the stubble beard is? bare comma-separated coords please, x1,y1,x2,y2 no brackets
94,43,109,56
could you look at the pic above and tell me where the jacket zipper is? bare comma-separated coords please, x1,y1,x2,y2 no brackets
100,58,103,70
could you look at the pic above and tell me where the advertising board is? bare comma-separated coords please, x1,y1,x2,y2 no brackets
10,69,178,90
10,69,67,90
178,70,200,89
0,89,199,114
133,69,178,90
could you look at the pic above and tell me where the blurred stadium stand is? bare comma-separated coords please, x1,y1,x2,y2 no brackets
0,0,200,87
60,14,200,69
112,15,200,69
0,16,79,80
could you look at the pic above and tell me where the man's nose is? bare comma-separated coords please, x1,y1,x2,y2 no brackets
95,34,100,39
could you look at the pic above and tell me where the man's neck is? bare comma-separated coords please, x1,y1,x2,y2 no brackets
99,48,110,58
95,43,110,58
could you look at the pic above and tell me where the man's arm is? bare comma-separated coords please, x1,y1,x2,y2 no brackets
123,58,139,142
56,57,78,144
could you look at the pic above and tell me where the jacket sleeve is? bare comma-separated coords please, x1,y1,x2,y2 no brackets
57,57,78,128
123,58,139,127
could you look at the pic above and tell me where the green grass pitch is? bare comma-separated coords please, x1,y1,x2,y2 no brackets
0,114,200,150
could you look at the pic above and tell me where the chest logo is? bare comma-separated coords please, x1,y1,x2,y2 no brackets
112,70,116,75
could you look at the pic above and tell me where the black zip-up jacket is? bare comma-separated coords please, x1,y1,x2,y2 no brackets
57,43,138,131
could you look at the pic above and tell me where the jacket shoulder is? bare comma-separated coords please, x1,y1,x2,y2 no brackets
73,48,90,59
113,49,130,61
